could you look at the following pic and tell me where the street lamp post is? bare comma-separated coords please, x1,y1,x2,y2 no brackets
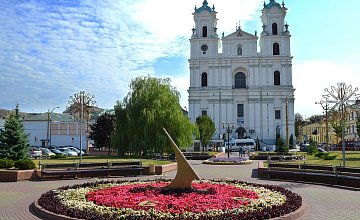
68,91,96,163
46,107,59,147
322,82,359,167
315,100,330,151
223,122,234,158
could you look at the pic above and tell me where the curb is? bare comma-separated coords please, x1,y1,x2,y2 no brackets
31,198,308,220
31,200,84,220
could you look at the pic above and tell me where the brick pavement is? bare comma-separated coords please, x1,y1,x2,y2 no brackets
0,158,359,220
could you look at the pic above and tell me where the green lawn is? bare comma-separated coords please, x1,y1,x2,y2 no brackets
32,155,174,169
275,151,360,167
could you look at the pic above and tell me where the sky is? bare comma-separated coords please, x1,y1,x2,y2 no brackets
0,0,360,118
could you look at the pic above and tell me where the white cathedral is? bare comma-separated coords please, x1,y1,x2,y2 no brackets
188,0,295,145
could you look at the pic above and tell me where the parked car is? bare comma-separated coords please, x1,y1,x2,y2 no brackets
58,148,78,156
40,148,56,157
49,149,67,156
29,147,42,159
65,147,86,156
317,147,327,153
48,145,58,150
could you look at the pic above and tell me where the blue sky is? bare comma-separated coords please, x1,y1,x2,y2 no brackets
0,0,359,118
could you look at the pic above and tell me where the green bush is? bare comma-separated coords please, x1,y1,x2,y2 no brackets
0,158,15,169
323,155,337,160
315,152,328,158
49,154,67,159
307,145,317,155
14,159,36,170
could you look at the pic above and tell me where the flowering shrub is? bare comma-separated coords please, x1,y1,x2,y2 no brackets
38,179,302,220
203,157,252,165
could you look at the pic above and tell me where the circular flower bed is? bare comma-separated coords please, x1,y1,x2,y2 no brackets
203,157,252,165
38,179,302,220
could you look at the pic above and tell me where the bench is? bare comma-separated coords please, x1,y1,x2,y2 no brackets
182,152,210,160
264,163,360,188
40,161,143,180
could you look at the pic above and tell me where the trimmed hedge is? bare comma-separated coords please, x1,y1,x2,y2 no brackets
14,159,36,170
0,158,15,169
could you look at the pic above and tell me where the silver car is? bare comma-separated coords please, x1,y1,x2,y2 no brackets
29,147,42,159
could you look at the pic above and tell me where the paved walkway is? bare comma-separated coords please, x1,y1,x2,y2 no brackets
0,158,359,220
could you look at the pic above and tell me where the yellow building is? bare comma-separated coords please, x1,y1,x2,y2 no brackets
300,105,359,145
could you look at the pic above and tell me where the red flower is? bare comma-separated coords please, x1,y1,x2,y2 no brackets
86,181,258,214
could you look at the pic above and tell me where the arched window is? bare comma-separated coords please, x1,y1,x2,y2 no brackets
272,23,278,35
234,72,246,88
202,26,207,37
201,72,207,87
273,43,280,55
274,71,280,85
237,45,243,55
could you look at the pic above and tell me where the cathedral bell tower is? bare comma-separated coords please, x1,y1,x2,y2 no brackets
259,0,291,56
190,0,219,58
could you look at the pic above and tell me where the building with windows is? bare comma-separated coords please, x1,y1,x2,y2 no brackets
188,0,295,145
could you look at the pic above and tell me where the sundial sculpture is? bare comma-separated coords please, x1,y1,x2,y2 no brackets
162,128,200,188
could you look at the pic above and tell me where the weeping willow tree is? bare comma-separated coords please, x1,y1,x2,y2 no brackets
112,76,197,156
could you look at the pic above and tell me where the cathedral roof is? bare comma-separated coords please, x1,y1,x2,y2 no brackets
222,29,257,40
194,0,216,13
263,0,282,9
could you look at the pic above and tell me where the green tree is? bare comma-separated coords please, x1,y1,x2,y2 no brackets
294,113,303,138
289,134,294,149
330,110,344,144
256,137,260,151
0,109,30,160
89,113,115,155
275,134,288,153
111,103,131,156
112,76,196,156
195,115,216,152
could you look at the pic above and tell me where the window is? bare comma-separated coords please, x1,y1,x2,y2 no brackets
201,72,207,87
273,43,280,55
237,104,244,117
201,110,207,116
234,72,246,88
202,26,207,37
274,71,280,85
237,45,242,55
272,23,278,35
275,110,281,119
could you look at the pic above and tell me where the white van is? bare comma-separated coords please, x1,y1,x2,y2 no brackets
231,139,256,152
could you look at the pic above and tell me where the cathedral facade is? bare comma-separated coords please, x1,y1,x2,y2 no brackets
188,0,295,145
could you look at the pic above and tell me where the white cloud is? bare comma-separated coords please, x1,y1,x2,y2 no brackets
0,0,267,113
293,56,360,118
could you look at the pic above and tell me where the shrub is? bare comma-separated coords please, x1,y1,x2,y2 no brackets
0,158,15,169
323,155,337,160
14,159,36,170
49,154,67,159
306,145,317,155
314,152,328,158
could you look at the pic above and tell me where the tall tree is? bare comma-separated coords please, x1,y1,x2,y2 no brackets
294,113,303,138
195,115,216,152
113,76,196,156
275,134,288,153
88,113,115,155
111,103,131,156
330,110,344,144
0,108,30,160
